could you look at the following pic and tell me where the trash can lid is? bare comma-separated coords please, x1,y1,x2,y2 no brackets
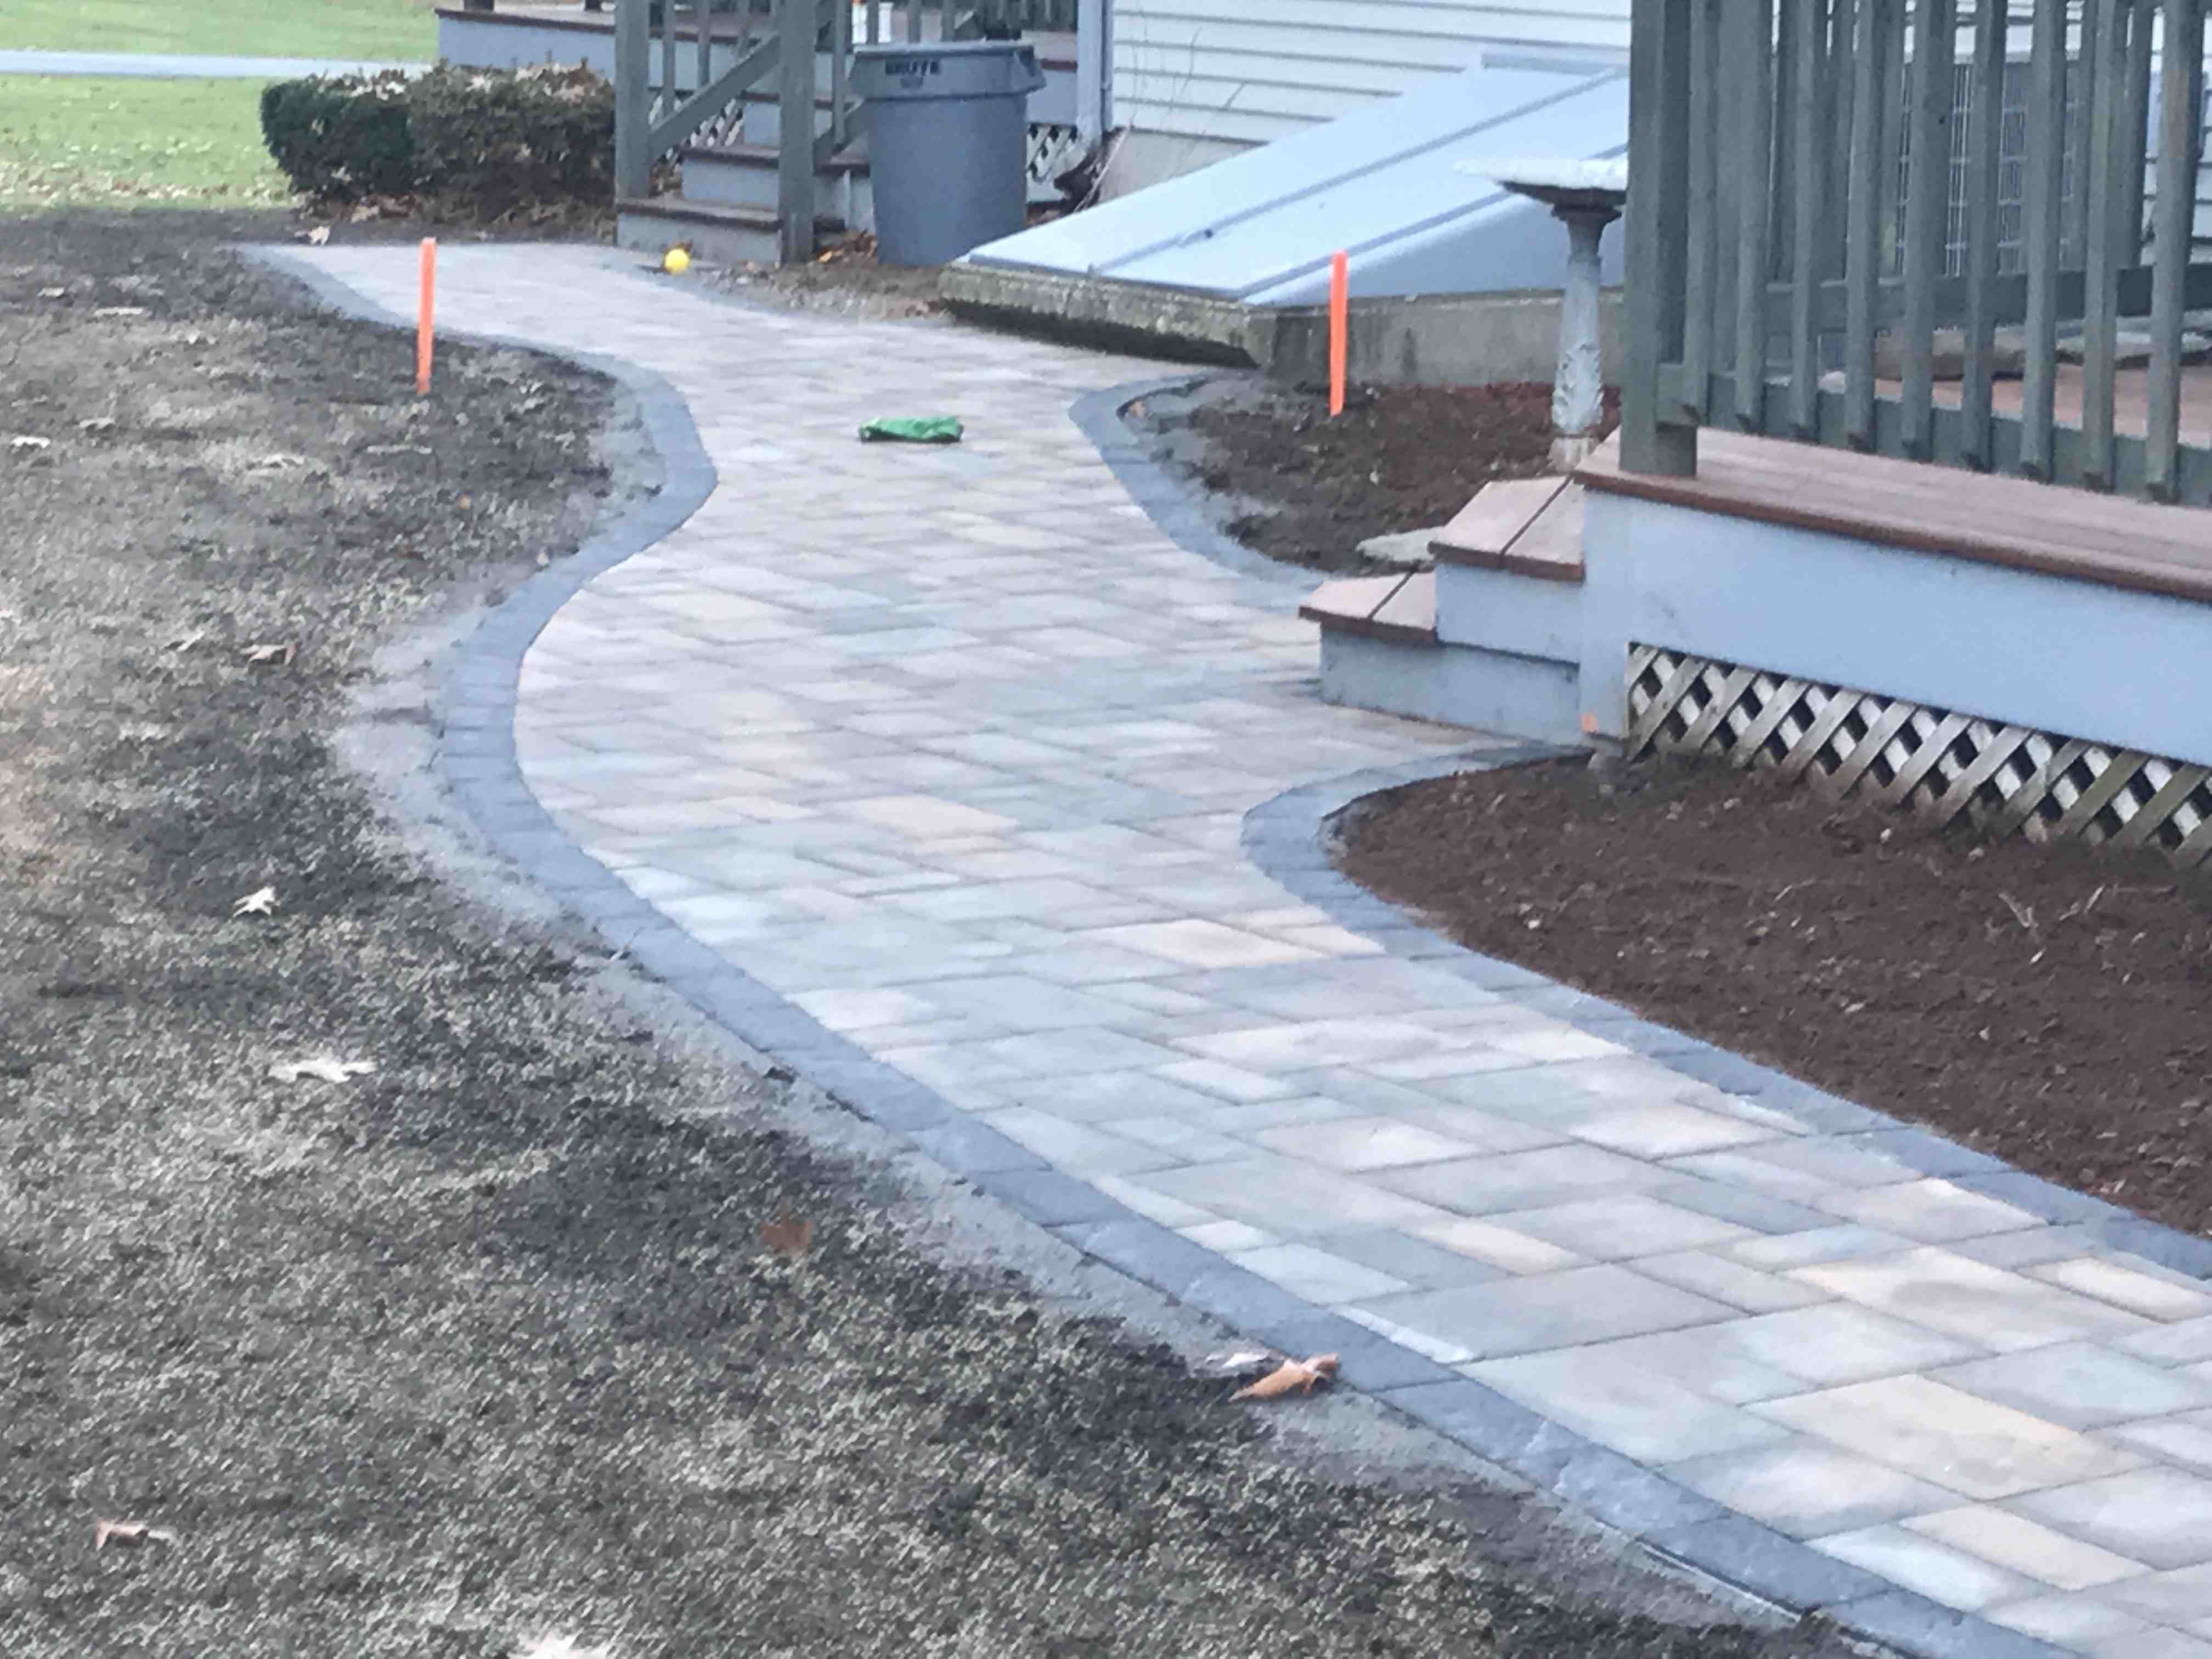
851,39,1046,100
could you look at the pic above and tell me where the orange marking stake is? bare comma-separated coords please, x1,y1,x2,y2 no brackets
1328,250,1349,417
416,238,437,396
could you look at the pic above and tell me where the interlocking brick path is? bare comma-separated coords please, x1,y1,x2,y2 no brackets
300,243,2212,1659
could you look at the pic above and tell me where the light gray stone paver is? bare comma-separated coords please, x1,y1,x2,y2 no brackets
299,244,2212,1654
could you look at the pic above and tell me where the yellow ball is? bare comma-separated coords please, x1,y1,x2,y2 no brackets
662,246,691,275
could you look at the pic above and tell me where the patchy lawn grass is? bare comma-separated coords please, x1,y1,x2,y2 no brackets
1,0,437,60
0,77,290,211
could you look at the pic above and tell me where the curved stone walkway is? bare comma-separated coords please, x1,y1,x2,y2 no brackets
296,244,2212,1659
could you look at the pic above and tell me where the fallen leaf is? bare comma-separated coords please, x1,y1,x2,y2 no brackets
94,1519,174,1550
78,416,117,435
306,226,331,246
8,434,52,452
92,306,148,319
1231,1353,1339,1402
37,286,65,299
241,643,295,667
165,631,207,653
249,453,309,472
534,550,551,569
270,1056,375,1085
760,1213,814,1259
232,887,278,917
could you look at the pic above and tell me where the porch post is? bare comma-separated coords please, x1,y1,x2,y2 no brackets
615,0,652,200
777,0,820,264
1621,0,1699,475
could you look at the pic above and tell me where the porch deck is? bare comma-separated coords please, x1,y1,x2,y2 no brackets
1579,419,2212,606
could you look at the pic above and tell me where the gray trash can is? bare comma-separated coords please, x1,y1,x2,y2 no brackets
853,40,1046,267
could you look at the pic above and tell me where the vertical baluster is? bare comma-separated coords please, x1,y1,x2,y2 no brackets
696,0,712,97
907,0,922,40
1902,0,1956,455
867,0,880,43
1624,0,1700,473
2147,0,2205,495
1846,0,1893,445
662,0,678,103
1731,0,1776,427
1684,0,1720,415
2020,0,2068,478
2082,0,2131,485
2120,0,2152,249
1960,0,2005,466
2066,0,2101,266
1876,0,1906,273
1824,0,1859,298
1790,0,1825,435
832,0,850,152
1773,0,1799,301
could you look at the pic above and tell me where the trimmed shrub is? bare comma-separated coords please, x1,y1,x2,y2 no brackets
405,63,615,217
259,71,417,202
258,64,614,217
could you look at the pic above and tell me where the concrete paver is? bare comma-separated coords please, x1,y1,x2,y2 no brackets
296,242,2212,1656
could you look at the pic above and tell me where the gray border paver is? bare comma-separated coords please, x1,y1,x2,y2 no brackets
257,242,2212,1659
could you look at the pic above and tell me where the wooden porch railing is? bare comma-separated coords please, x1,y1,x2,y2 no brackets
1623,0,2212,503
613,0,1074,264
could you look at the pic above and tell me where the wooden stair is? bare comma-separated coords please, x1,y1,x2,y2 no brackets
1301,476,1589,741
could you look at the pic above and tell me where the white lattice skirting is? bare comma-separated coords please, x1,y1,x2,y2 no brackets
1626,646,2212,868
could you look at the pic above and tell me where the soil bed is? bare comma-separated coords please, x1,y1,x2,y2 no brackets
1341,757,2212,1238
1128,377,1619,574
0,211,1858,1658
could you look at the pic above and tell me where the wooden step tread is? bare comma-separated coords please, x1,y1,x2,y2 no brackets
680,141,870,173
1299,572,1437,644
1431,476,1586,583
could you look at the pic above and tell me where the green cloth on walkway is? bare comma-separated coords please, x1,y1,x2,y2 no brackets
858,416,963,444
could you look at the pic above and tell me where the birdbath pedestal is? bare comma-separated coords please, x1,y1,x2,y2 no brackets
1458,159,1628,471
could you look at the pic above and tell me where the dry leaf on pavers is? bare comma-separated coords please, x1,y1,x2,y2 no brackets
269,1057,375,1085
232,887,278,917
94,1519,175,1550
1231,1354,1339,1402
77,417,116,435
8,435,51,453
759,1214,815,1259
92,306,148,319
304,227,331,246
241,643,295,667
37,286,65,300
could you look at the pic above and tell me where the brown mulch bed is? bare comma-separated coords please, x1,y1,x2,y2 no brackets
1130,380,1620,574
1339,755,2212,1239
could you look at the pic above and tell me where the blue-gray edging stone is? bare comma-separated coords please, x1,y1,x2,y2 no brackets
248,250,2185,1659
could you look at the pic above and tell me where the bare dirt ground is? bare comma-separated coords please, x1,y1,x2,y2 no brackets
1127,377,1623,574
1342,757,2212,1239
0,211,1872,1658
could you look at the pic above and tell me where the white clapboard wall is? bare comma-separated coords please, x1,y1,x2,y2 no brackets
1110,0,1632,148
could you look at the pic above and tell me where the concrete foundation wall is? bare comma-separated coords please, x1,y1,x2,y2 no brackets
1577,489,2212,766
941,262,1626,389
1258,289,1624,390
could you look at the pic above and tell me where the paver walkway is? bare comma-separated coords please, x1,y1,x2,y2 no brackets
300,244,2212,1659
